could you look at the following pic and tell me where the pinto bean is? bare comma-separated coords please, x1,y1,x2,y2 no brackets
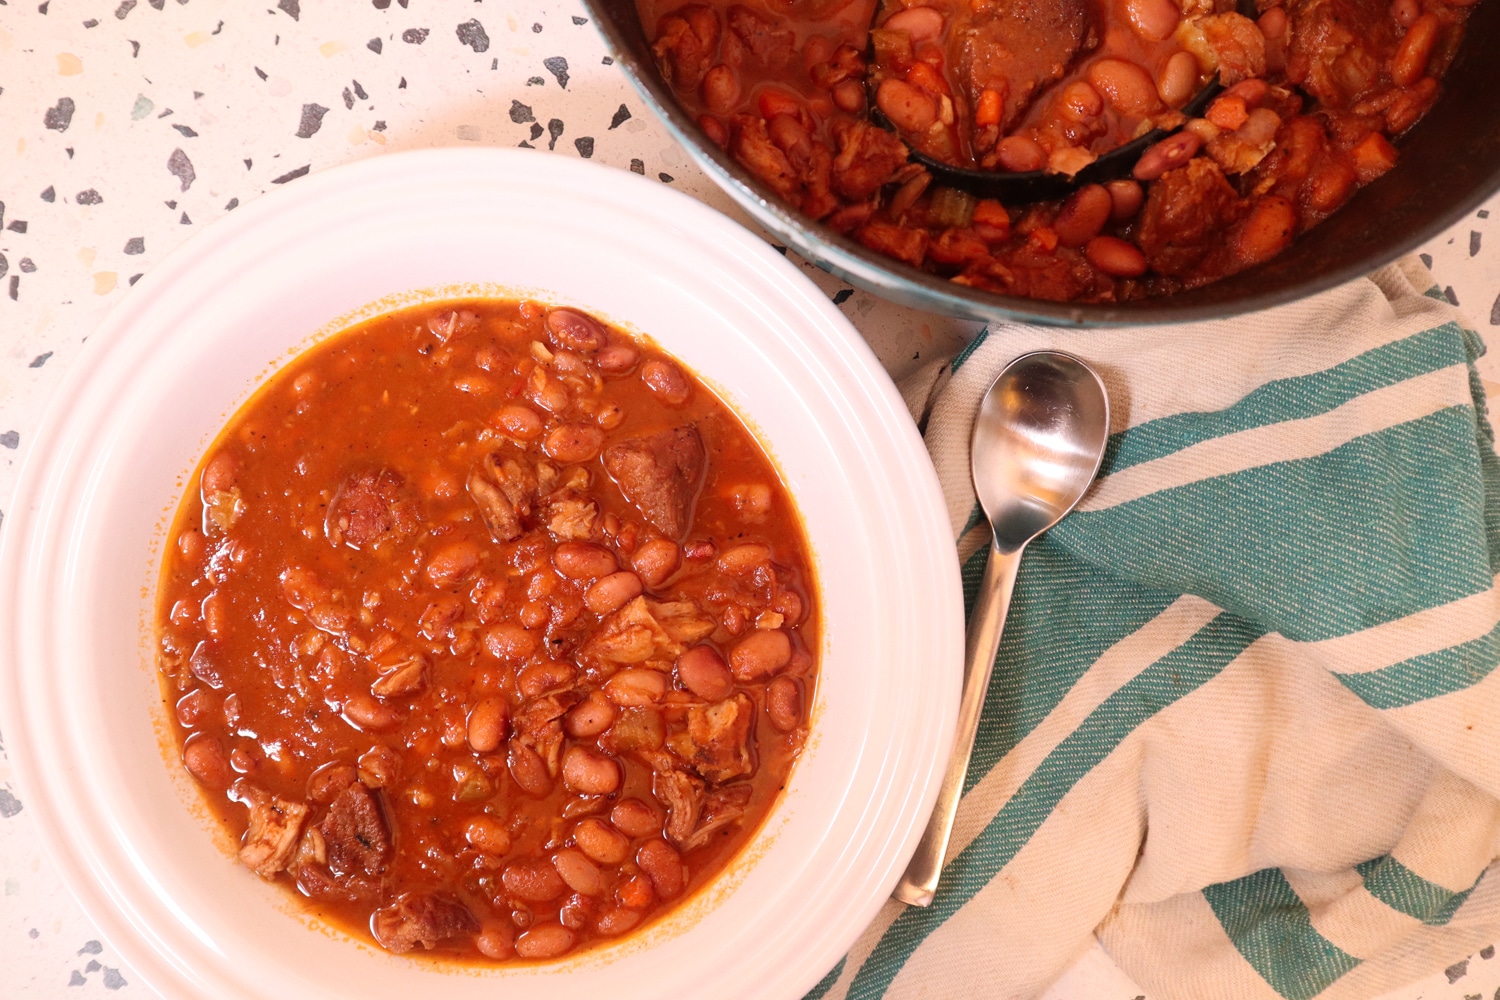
504,857,568,902
495,404,544,441
1392,13,1440,86
876,78,938,132
1391,0,1420,26
545,308,607,352
466,815,513,856
515,922,576,959
425,541,482,588
1157,51,1200,108
183,734,233,789
1133,131,1202,180
553,541,618,580
545,424,606,464
1058,81,1104,121
1258,6,1288,37
996,136,1047,172
484,623,538,663
467,696,510,752
1126,0,1180,39
1106,180,1144,222
717,542,771,575
595,906,643,937
605,668,669,706
882,4,943,40
701,64,741,115
641,359,692,405
177,528,206,563
676,645,735,701
610,798,662,839
832,79,865,113
509,741,554,797
1232,195,1297,267
631,538,681,587
562,746,622,796
636,839,686,900
201,450,238,495
585,571,643,615
573,818,631,864
476,924,515,960
565,690,618,738
1085,236,1149,277
596,343,639,373
1087,59,1160,115
552,848,606,896
729,629,793,680
767,676,803,732
343,692,401,731
1054,185,1112,247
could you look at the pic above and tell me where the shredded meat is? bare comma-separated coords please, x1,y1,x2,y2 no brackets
513,692,579,776
545,492,599,541
667,693,756,784
326,469,420,550
320,782,391,879
652,4,720,91
468,453,538,542
830,119,908,202
232,780,309,877
654,769,705,845
371,893,479,954
726,5,794,68
1134,158,1247,277
682,783,753,852
580,597,695,666
602,426,706,537
1285,0,1395,108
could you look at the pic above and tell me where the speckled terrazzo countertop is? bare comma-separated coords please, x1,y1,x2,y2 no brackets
3,1,1500,997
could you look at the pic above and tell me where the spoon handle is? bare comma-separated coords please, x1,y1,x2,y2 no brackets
893,537,1022,907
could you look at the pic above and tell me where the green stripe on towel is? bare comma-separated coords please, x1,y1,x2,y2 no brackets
845,613,1265,999
1335,617,1500,709
1356,855,1484,926
1205,868,1360,1000
1058,407,1493,642
1102,324,1470,475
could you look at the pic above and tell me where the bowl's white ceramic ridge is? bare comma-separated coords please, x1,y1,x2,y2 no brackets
0,147,963,999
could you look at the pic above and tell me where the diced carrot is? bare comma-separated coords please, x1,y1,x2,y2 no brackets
1028,226,1059,252
975,88,1003,128
1350,132,1398,184
904,61,950,97
757,89,803,122
1206,95,1249,131
972,199,1010,228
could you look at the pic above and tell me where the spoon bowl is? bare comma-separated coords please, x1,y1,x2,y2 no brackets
894,350,1109,907
976,352,1112,551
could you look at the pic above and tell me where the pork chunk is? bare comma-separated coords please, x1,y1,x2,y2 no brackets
653,4,720,92
580,597,689,667
1134,158,1247,277
726,5,794,69
468,452,539,542
326,468,420,550
371,893,479,954
603,426,706,538
667,693,756,784
320,782,391,879
830,118,909,202
232,780,310,877
956,0,1092,131
1285,0,1395,108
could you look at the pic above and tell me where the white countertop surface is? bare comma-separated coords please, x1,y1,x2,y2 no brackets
3,1,1500,996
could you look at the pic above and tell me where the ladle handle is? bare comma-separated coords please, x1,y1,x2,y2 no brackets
893,537,1022,907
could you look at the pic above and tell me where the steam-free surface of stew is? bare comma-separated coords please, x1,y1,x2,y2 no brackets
641,0,1478,301
156,300,818,963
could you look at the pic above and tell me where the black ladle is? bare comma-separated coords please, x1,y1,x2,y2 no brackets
868,53,1225,202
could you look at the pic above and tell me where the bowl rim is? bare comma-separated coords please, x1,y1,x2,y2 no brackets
582,0,1500,328
0,147,965,998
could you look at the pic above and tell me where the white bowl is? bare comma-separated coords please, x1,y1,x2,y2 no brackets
0,148,962,999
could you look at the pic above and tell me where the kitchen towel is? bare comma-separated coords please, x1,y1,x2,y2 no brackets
810,258,1500,1000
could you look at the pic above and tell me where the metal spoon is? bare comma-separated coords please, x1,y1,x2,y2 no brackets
893,350,1110,907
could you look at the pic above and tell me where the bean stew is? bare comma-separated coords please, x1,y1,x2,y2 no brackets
640,0,1480,301
156,299,818,963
